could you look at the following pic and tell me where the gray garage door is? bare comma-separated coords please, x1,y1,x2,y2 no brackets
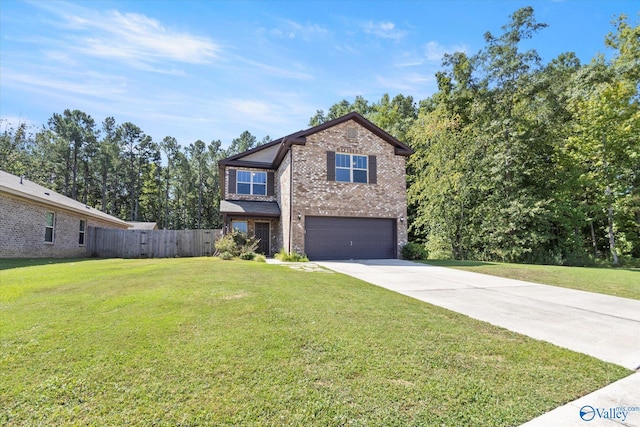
305,216,396,260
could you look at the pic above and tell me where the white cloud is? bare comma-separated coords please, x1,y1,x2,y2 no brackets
284,19,329,40
375,72,436,98
394,51,425,68
269,28,296,39
266,19,328,41
228,99,274,117
234,57,314,81
376,74,423,91
0,115,39,129
30,2,220,71
362,21,406,40
423,41,468,62
1,67,128,99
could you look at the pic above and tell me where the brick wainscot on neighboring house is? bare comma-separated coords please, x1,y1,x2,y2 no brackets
0,170,130,258
218,112,414,260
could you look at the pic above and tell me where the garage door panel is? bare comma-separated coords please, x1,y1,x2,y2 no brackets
305,217,396,260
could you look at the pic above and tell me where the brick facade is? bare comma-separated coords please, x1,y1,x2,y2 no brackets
225,167,277,203
289,120,408,255
276,151,292,254
0,193,124,258
220,113,411,258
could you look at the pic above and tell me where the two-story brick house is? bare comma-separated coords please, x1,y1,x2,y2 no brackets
218,112,413,260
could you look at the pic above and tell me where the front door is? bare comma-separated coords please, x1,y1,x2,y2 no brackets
254,222,270,255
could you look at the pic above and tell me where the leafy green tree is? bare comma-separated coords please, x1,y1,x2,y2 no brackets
95,117,123,214
47,109,97,200
118,122,155,221
308,96,372,126
187,140,208,229
205,139,224,228
225,130,257,157
159,136,180,229
370,94,417,141
0,120,36,177
566,24,640,264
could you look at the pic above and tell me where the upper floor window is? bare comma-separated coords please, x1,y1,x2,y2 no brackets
237,171,267,195
45,212,55,243
79,220,86,245
336,154,368,183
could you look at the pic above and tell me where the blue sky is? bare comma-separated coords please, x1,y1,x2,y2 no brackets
1,1,637,148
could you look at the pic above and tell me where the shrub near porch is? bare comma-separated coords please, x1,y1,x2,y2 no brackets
0,258,629,426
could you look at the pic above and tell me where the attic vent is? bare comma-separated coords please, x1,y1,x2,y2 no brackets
347,127,358,140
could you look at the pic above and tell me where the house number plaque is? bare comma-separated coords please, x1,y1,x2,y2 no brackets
337,147,360,154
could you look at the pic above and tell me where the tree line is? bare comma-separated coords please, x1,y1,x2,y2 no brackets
1,113,268,230
310,8,639,266
1,7,638,265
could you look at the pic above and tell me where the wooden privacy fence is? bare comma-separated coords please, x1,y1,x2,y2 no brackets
88,227,223,258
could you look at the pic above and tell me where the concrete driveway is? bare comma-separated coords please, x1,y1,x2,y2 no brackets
317,259,640,371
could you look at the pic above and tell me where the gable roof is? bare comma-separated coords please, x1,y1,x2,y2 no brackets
0,170,130,229
219,112,413,170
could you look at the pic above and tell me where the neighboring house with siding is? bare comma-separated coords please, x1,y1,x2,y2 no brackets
218,112,413,260
0,170,130,258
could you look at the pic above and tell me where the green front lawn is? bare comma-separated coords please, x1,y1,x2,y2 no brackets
0,258,630,426
423,260,640,300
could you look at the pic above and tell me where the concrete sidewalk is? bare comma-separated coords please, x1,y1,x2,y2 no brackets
317,259,640,426
521,372,640,426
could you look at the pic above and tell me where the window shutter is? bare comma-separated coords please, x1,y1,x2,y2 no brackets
267,172,275,196
228,169,236,193
368,155,377,184
327,151,335,181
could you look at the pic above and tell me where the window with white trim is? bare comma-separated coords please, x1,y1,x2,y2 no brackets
45,212,55,243
335,154,368,183
79,220,86,245
237,171,267,195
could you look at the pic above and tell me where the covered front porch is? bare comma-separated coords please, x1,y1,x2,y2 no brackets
220,200,281,256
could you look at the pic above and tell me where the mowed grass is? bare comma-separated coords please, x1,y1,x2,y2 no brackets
423,260,640,300
0,258,630,426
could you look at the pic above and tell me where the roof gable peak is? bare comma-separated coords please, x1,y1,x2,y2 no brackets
218,111,413,170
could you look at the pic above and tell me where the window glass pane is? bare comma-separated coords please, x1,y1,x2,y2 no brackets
353,155,367,169
253,184,266,195
336,168,351,182
79,220,86,245
253,172,266,184
45,227,53,243
353,170,368,183
336,154,350,168
232,221,248,233
237,183,251,194
237,171,251,183
46,212,55,227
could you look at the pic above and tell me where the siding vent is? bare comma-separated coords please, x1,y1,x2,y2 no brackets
347,127,358,140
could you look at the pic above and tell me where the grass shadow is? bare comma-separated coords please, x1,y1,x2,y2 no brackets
0,258,94,271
